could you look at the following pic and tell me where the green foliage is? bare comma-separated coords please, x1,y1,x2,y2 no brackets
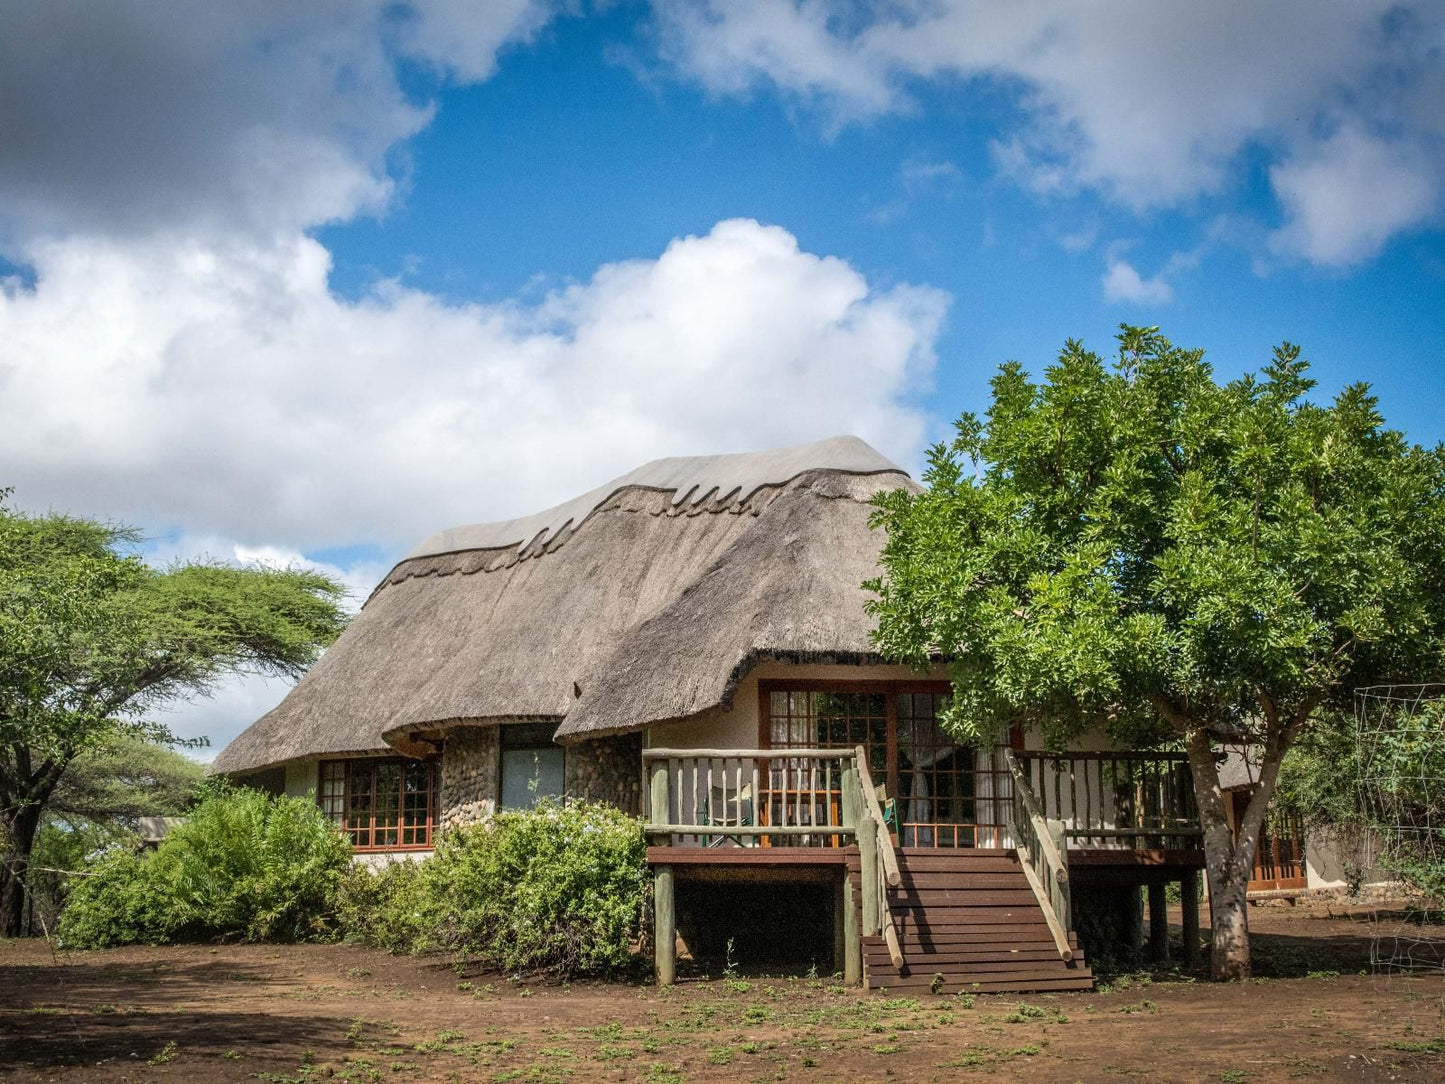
50,735,206,826
866,326,1445,746
1274,712,1361,831
345,800,647,977
22,737,204,933
60,785,351,947
0,490,348,933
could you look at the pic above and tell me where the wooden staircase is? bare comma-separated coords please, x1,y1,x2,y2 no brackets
848,847,1093,994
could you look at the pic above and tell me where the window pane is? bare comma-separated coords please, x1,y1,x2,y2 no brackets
347,763,374,846
501,747,565,810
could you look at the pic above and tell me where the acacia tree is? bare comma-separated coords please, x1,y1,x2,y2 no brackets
0,493,348,936
865,327,1445,980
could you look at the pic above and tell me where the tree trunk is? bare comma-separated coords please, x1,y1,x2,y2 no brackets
1182,720,1296,981
1183,727,1254,980
1,801,43,937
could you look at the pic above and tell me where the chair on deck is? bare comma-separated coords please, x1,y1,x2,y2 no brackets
701,782,754,847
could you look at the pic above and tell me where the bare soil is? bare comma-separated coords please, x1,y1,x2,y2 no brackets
2,904,1443,1084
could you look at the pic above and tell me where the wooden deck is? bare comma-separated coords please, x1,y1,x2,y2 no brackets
643,744,1206,990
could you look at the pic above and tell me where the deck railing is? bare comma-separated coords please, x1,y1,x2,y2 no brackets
1012,750,1201,848
643,748,856,847
1004,749,1074,962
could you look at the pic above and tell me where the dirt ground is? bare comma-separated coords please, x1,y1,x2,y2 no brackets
2,904,1443,1084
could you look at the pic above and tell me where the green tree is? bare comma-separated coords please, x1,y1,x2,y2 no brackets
0,492,348,936
866,327,1445,980
48,734,206,829
23,737,205,932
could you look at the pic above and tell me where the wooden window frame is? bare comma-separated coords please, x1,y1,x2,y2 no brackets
317,756,439,853
757,679,1010,847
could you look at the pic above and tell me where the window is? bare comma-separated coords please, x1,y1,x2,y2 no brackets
318,757,438,850
500,723,565,810
760,681,1009,848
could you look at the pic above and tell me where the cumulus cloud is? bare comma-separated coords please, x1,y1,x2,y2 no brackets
651,1,1444,263
1269,126,1440,266
1,219,944,551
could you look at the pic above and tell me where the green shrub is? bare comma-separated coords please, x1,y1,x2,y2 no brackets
335,853,427,952
61,786,351,947
350,800,646,977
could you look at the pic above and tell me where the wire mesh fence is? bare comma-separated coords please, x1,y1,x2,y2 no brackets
1354,684,1445,976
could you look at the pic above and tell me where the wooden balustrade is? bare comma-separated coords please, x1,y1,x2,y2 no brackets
645,746,903,981
1012,750,1201,848
643,748,853,847
1004,748,1074,963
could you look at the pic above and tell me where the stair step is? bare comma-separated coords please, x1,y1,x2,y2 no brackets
867,969,1094,993
848,846,1093,994
889,872,1032,889
890,889,1041,906
864,947,1083,965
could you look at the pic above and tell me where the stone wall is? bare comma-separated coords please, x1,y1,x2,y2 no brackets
439,725,499,829
565,733,644,815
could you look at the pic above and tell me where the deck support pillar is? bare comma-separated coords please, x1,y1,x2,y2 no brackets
1180,869,1200,969
654,864,675,986
843,876,862,986
1147,881,1169,963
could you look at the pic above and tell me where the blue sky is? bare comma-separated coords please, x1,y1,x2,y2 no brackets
3,1,1443,753
322,5,1445,443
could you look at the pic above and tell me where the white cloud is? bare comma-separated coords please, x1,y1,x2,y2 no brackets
651,1,1445,263
1102,257,1173,306
1269,125,1440,266
1,219,945,553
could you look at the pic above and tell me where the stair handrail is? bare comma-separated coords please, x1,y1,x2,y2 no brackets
852,747,901,887
1004,747,1074,963
853,746,904,970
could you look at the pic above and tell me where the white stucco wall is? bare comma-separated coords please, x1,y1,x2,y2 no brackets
645,660,955,751
1305,826,1393,892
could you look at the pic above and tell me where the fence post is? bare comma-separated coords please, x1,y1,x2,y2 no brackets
1047,817,1071,927
840,765,863,985
857,806,880,937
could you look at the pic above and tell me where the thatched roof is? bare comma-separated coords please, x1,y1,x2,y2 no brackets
213,436,916,775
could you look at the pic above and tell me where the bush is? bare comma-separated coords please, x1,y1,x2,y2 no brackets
61,786,351,948
348,800,646,977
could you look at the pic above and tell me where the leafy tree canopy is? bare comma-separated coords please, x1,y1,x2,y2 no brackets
865,326,1445,978
1,491,349,935
868,326,1445,746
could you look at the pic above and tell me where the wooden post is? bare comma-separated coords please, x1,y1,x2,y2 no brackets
1181,869,1201,968
1147,881,1169,963
843,876,862,986
857,803,879,937
650,761,670,836
654,865,675,986
840,765,863,985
